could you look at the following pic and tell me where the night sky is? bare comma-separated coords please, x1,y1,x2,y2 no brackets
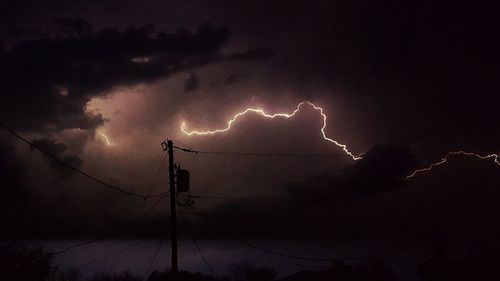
1,0,500,260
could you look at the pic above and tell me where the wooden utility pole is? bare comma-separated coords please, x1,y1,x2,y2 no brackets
166,139,178,279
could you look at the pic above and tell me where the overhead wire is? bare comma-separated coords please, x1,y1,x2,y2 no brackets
0,121,165,199
196,150,349,157
173,143,334,201
76,152,168,270
74,153,169,267
173,145,349,157
142,238,164,281
182,193,285,201
142,152,168,207
179,210,220,280
176,212,242,252
53,194,167,256
183,206,401,262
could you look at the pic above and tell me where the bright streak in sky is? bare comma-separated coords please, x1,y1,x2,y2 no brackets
404,151,500,179
180,100,500,179
97,130,112,145
181,101,363,160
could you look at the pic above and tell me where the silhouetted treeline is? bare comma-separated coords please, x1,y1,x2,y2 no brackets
0,245,54,281
3,243,500,281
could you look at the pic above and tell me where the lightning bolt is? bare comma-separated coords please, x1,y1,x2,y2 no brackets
180,101,499,179
97,130,112,145
404,151,500,180
180,101,363,160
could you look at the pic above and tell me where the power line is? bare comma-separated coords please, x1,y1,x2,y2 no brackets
179,211,220,280
142,238,164,281
47,153,170,237
53,194,167,256
77,161,169,267
172,145,294,201
197,151,348,157
0,121,165,199
142,153,168,207
233,239,374,262
173,145,197,153
183,193,285,201
170,139,195,151
183,207,400,262
176,147,349,157
178,210,326,270
171,142,350,157
173,143,344,201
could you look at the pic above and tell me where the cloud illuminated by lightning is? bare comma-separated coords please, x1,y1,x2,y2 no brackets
180,101,499,179
404,151,500,180
181,101,362,160
97,130,112,145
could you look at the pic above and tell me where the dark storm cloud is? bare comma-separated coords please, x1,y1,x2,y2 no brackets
0,20,226,133
0,19,274,135
331,144,416,199
278,144,415,205
31,138,83,178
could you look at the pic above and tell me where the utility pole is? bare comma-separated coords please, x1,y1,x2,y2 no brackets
164,139,178,279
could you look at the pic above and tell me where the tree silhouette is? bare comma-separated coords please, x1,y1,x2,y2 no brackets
0,245,54,281
229,259,277,281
